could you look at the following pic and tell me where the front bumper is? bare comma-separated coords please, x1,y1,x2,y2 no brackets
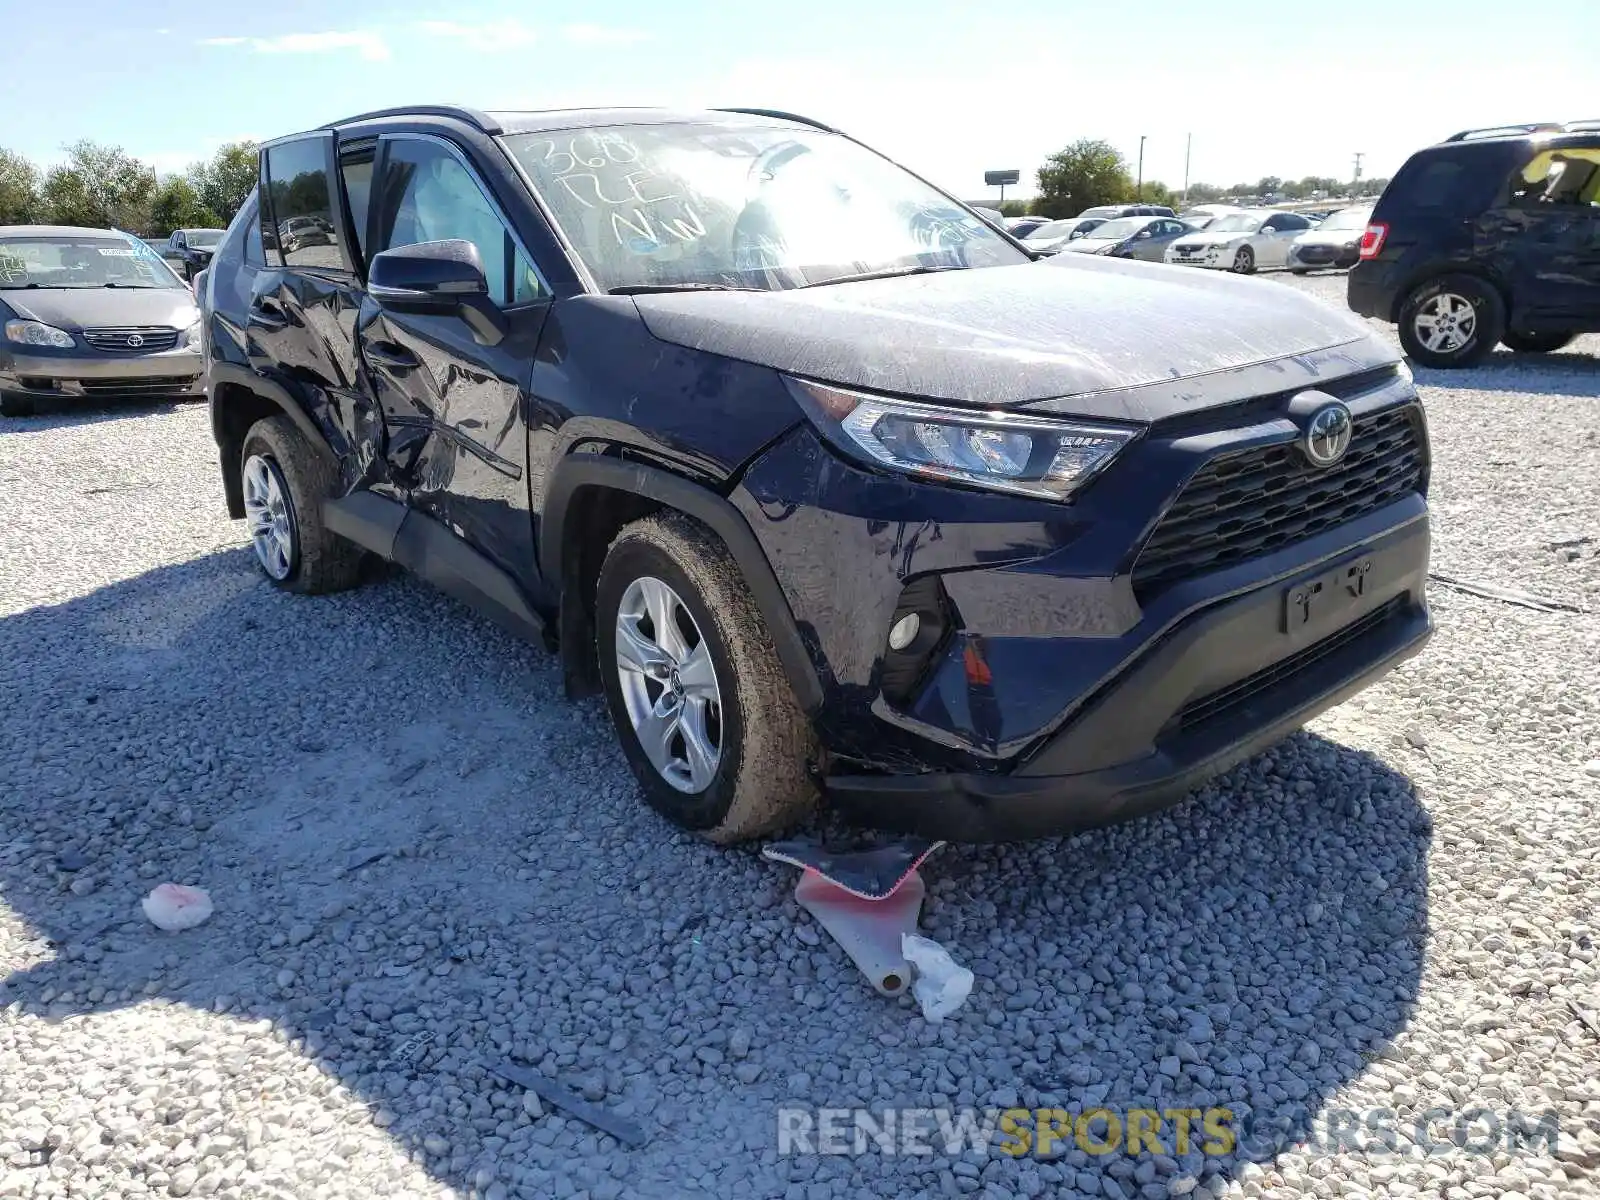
0,345,204,401
1289,242,1360,270
827,516,1430,840
1165,244,1235,269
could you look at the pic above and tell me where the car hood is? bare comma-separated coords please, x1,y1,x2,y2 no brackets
1063,237,1119,253
0,287,198,332
631,257,1388,421
1293,229,1361,246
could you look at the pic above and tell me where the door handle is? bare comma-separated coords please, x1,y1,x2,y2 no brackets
247,301,287,331
364,342,419,371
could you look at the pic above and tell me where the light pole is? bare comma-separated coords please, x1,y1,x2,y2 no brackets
1137,135,1146,200
1182,133,1191,207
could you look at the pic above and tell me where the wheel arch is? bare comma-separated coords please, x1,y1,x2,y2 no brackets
210,363,336,519
541,453,824,714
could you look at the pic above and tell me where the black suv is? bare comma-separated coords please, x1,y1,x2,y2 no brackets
199,104,1433,842
1348,120,1600,367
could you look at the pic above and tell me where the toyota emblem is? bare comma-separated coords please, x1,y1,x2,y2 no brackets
1302,401,1353,468
126,333,144,348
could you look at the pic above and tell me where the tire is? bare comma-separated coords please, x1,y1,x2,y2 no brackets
0,394,36,417
596,511,818,843
1230,246,1255,274
1289,267,1311,276
1501,330,1575,354
239,416,363,594
1398,274,1506,369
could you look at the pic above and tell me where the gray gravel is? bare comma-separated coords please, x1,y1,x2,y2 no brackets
2,273,1598,1200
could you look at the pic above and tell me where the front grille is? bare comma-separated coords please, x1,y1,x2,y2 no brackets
76,376,199,396
1132,404,1425,599
1172,598,1406,733
1297,245,1337,262
1173,243,1202,253
82,327,179,353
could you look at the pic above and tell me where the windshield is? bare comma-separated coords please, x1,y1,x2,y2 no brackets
502,123,1027,291
0,235,184,289
1085,218,1144,240
1206,214,1265,233
1316,207,1373,231
1025,220,1071,240
184,230,223,247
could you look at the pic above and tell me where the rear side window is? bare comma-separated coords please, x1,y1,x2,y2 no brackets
264,138,345,271
1379,147,1516,217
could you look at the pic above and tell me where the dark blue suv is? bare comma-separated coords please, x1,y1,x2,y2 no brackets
199,105,1433,842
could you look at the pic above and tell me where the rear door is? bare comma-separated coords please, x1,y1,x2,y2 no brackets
1492,143,1600,324
360,133,554,589
1258,213,1308,266
252,133,383,489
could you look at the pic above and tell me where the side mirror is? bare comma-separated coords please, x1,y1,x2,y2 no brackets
1136,230,1152,239
368,239,507,346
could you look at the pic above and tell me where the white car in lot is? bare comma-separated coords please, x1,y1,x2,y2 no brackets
1163,209,1314,274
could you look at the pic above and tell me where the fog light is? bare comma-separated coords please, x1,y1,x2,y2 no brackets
888,612,921,651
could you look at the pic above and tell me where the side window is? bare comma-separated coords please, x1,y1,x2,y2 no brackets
340,157,372,260
1404,158,1467,209
374,138,545,307
1511,149,1600,209
1279,214,1310,231
175,232,187,250
264,137,345,271
220,191,265,267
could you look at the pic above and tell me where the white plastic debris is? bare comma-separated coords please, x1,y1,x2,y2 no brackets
901,933,974,1022
141,883,214,931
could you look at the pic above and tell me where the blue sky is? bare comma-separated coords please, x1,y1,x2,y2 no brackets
8,0,1598,197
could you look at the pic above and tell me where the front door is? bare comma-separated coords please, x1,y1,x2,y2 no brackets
359,134,553,591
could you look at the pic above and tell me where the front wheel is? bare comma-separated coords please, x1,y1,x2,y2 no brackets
1230,246,1256,274
1501,330,1575,354
596,512,817,843
1398,275,1505,369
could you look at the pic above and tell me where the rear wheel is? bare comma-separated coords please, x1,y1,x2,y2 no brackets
239,416,364,594
1501,330,1575,354
596,511,817,843
1398,275,1505,368
1231,246,1256,274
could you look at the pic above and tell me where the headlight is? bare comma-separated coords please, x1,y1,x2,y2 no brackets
1097,243,1120,255
785,377,1135,501
180,319,202,348
4,319,75,348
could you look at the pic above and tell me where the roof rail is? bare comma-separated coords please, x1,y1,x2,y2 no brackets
320,105,502,134
711,107,840,134
1446,121,1568,142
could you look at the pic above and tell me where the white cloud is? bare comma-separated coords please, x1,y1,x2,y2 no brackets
417,18,537,51
562,24,649,46
200,30,390,61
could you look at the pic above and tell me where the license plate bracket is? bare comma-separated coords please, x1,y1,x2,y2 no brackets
1282,554,1374,634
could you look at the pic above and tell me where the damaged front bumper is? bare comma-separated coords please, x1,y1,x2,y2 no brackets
734,381,1431,841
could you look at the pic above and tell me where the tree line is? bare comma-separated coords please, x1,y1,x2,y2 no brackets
1002,139,1390,219
0,141,258,236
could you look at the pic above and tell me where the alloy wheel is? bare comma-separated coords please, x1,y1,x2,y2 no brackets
1413,292,1476,354
614,575,723,793
242,453,295,580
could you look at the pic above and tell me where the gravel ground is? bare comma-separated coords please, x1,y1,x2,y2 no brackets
2,271,1598,1200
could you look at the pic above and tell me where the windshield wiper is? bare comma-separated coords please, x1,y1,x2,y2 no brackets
608,282,756,295
804,264,967,288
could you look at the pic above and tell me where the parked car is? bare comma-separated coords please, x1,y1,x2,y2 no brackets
166,227,225,281
1021,216,1109,252
200,104,1431,843
0,224,204,415
1005,215,1053,238
1078,203,1177,219
1348,119,1600,367
1060,215,1197,261
1164,209,1315,274
1286,205,1373,273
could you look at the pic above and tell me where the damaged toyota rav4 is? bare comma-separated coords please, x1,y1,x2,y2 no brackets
199,105,1432,842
